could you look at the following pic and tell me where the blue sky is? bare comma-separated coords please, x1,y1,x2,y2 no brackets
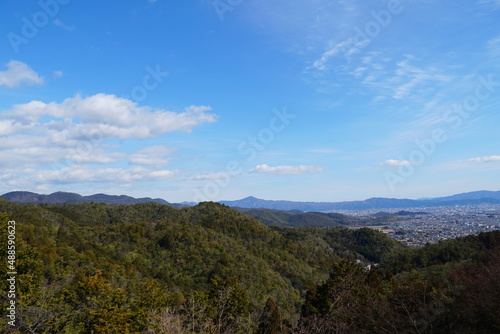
0,0,499,203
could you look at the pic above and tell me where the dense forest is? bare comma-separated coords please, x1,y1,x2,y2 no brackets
0,199,498,333
233,208,358,228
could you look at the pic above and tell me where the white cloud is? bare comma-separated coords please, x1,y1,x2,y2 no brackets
246,0,366,58
148,170,176,178
487,35,500,56
467,155,500,163
5,93,217,139
391,58,453,100
0,120,26,136
0,60,44,89
129,146,175,165
192,172,234,181
27,166,178,184
0,166,176,186
381,159,412,167
311,51,455,105
0,146,70,168
358,55,453,100
53,19,75,31
0,164,179,191
68,149,123,164
249,164,324,175
0,94,216,191
307,148,339,154
478,0,500,8
310,39,360,71
53,70,64,78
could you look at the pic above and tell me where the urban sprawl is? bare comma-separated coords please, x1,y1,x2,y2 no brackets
341,204,500,247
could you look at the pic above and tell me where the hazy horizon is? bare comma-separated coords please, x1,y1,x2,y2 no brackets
2,188,500,204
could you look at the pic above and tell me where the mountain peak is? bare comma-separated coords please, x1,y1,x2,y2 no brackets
242,196,260,200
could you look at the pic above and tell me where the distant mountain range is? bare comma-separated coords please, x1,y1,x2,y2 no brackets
220,191,500,211
0,191,173,206
429,190,500,202
1,190,500,211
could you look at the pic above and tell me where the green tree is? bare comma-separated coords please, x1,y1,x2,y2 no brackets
257,297,282,334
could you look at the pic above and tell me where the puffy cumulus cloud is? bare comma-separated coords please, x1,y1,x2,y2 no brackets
0,94,215,191
0,94,216,167
5,94,217,138
0,60,44,88
381,159,412,167
250,164,324,175
0,119,30,136
68,149,124,164
467,155,500,163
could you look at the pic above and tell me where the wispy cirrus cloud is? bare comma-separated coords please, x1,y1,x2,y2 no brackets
358,54,454,101
310,39,361,71
53,70,64,78
53,19,75,31
478,0,500,9
467,155,500,163
245,0,366,58
307,148,339,154
487,35,500,56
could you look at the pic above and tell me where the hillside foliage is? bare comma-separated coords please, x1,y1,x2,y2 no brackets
0,199,498,333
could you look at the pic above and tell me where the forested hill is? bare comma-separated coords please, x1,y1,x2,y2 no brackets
234,207,358,227
0,199,498,333
0,191,173,206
